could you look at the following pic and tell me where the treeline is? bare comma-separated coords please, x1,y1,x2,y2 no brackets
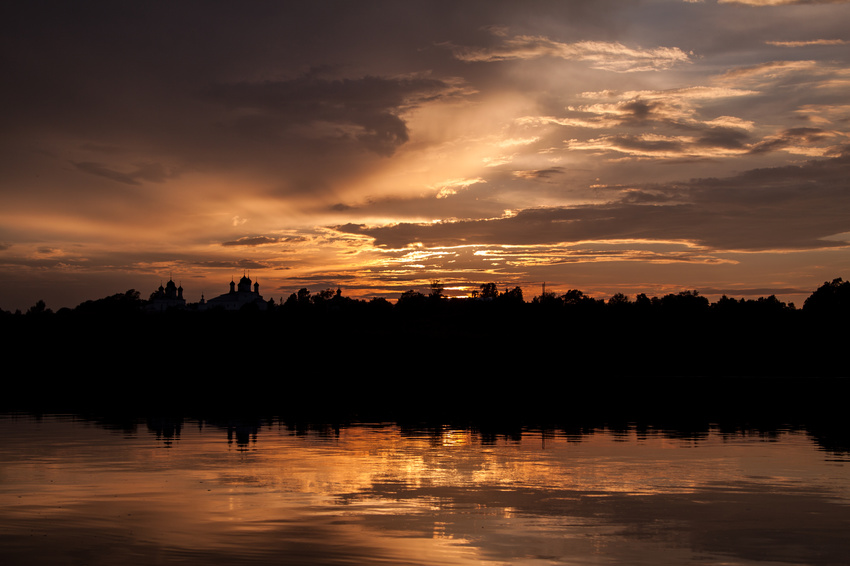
3,278,848,418
6,276,850,319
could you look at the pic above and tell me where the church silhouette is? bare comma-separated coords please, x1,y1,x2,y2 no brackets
198,274,267,311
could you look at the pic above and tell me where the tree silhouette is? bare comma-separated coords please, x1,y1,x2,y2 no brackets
659,290,709,314
5,276,850,401
803,277,850,315
562,289,588,305
76,289,142,314
429,280,444,299
499,286,523,303
480,282,498,299
397,289,426,308
26,299,52,316
312,288,336,304
634,293,653,309
532,290,559,306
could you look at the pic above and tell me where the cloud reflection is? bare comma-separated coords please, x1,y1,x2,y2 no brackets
2,417,850,565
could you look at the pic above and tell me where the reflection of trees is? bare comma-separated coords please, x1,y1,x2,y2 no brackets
147,417,183,447
19,414,850,458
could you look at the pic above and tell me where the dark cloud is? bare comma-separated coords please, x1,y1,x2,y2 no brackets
617,190,682,204
202,74,455,156
620,100,658,121
698,287,811,297
726,1,850,5
72,163,142,186
325,188,508,224
748,127,828,154
221,236,280,247
336,155,850,252
72,161,178,186
190,260,271,270
0,1,474,202
514,167,567,180
0,255,91,270
695,128,751,149
610,134,686,154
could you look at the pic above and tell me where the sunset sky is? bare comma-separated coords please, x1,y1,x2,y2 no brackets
2,0,849,311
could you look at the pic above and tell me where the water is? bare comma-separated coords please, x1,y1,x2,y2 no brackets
1,415,849,565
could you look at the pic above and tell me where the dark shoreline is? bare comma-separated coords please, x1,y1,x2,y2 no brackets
6,376,849,427
6,287,849,425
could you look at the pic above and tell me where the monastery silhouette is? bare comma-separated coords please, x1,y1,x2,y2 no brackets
200,274,267,311
147,278,185,312
147,274,267,311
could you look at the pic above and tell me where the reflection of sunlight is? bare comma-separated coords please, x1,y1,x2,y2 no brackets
4,418,849,566
440,429,472,447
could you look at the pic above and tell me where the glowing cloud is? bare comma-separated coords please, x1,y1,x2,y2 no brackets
447,34,691,73
767,39,849,46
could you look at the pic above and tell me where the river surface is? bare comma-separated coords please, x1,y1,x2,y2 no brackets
1,415,849,565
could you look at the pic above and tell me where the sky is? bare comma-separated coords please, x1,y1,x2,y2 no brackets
2,0,849,311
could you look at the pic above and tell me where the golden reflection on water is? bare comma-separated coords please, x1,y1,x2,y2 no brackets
1,416,849,566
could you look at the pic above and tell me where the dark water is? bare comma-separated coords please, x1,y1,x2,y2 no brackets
1,415,849,565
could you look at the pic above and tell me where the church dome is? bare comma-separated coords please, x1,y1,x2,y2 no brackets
237,274,252,293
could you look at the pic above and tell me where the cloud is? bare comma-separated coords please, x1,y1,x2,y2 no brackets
446,34,691,72
36,247,62,255
221,236,280,247
72,161,179,186
715,60,822,84
795,104,850,126
203,73,462,156
747,127,832,154
3,1,850,310
335,154,850,253
191,259,271,270
565,130,758,159
767,39,849,46
524,86,757,137
698,286,811,297
719,0,849,5
712,60,839,85
566,133,693,158
513,167,567,180
526,77,847,161
430,177,486,199
566,126,841,159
